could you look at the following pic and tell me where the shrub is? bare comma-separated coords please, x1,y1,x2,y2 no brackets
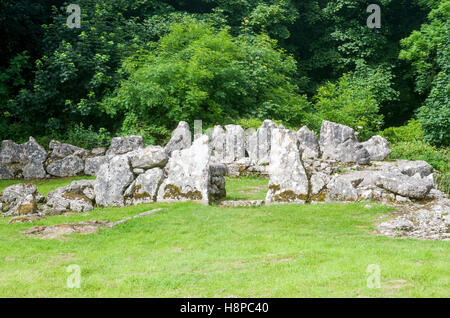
65,123,112,149
379,119,424,144
102,19,310,143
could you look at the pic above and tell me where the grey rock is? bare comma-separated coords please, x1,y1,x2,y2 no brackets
84,155,110,176
46,155,84,177
106,135,145,156
1,183,38,204
266,128,309,204
224,124,246,163
128,168,164,204
157,135,214,204
0,140,27,164
211,125,226,163
361,135,391,160
319,120,370,164
45,180,95,213
297,126,320,160
94,155,134,207
129,146,168,169
48,140,88,160
396,160,432,178
164,121,192,156
376,172,433,199
326,175,361,202
209,163,227,201
248,120,278,164
91,147,106,156
0,164,14,179
0,137,47,179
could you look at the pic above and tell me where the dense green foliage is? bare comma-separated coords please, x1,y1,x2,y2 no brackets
380,119,449,193
0,0,448,150
102,20,310,142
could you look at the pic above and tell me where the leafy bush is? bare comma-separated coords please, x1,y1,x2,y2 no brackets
379,119,424,144
65,123,112,149
102,19,310,143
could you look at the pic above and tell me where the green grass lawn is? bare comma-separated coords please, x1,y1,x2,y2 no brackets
0,177,449,297
225,175,268,200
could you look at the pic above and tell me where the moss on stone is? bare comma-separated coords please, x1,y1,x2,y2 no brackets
62,192,91,203
17,203,36,215
162,184,202,200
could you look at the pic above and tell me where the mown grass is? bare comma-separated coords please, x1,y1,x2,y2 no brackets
0,177,449,297
0,176,95,195
225,175,268,201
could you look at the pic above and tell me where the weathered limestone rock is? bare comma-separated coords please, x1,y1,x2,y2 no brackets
106,135,145,156
0,183,41,216
158,135,217,204
375,172,434,199
224,124,246,163
126,168,164,205
297,126,320,160
0,164,14,179
48,140,89,160
91,147,106,156
396,160,432,178
319,121,370,164
209,163,227,202
84,155,111,176
94,155,134,207
46,155,84,177
164,121,192,156
45,180,96,213
326,174,363,202
129,146,168,169
1,183,38,204
211,125,226,163
0,140,27,164
266,128,309,204
0,137,47,179
247,120,278,164
361,135,391,160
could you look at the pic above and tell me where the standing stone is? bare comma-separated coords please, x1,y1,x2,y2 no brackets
94,155,134,206
297,126,320,160
164,121,192,156
361,135,391,160
0,137,47,179
106,135,145,156
157,135,214,204
266,128,309,204
209,163,227,201
248,120,278,165
46,155,84,177
211,125,226,163
129,168,164,205
319,120,370,164
224,125,246,163
22,137,47,179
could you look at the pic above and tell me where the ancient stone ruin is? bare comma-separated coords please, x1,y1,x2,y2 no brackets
1,119,448,240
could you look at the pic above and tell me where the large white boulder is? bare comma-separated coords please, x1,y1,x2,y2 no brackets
266,128,309,204
319,121,370,164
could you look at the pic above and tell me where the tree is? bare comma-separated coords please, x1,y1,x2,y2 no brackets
400,0,449,145
102,19,310,143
